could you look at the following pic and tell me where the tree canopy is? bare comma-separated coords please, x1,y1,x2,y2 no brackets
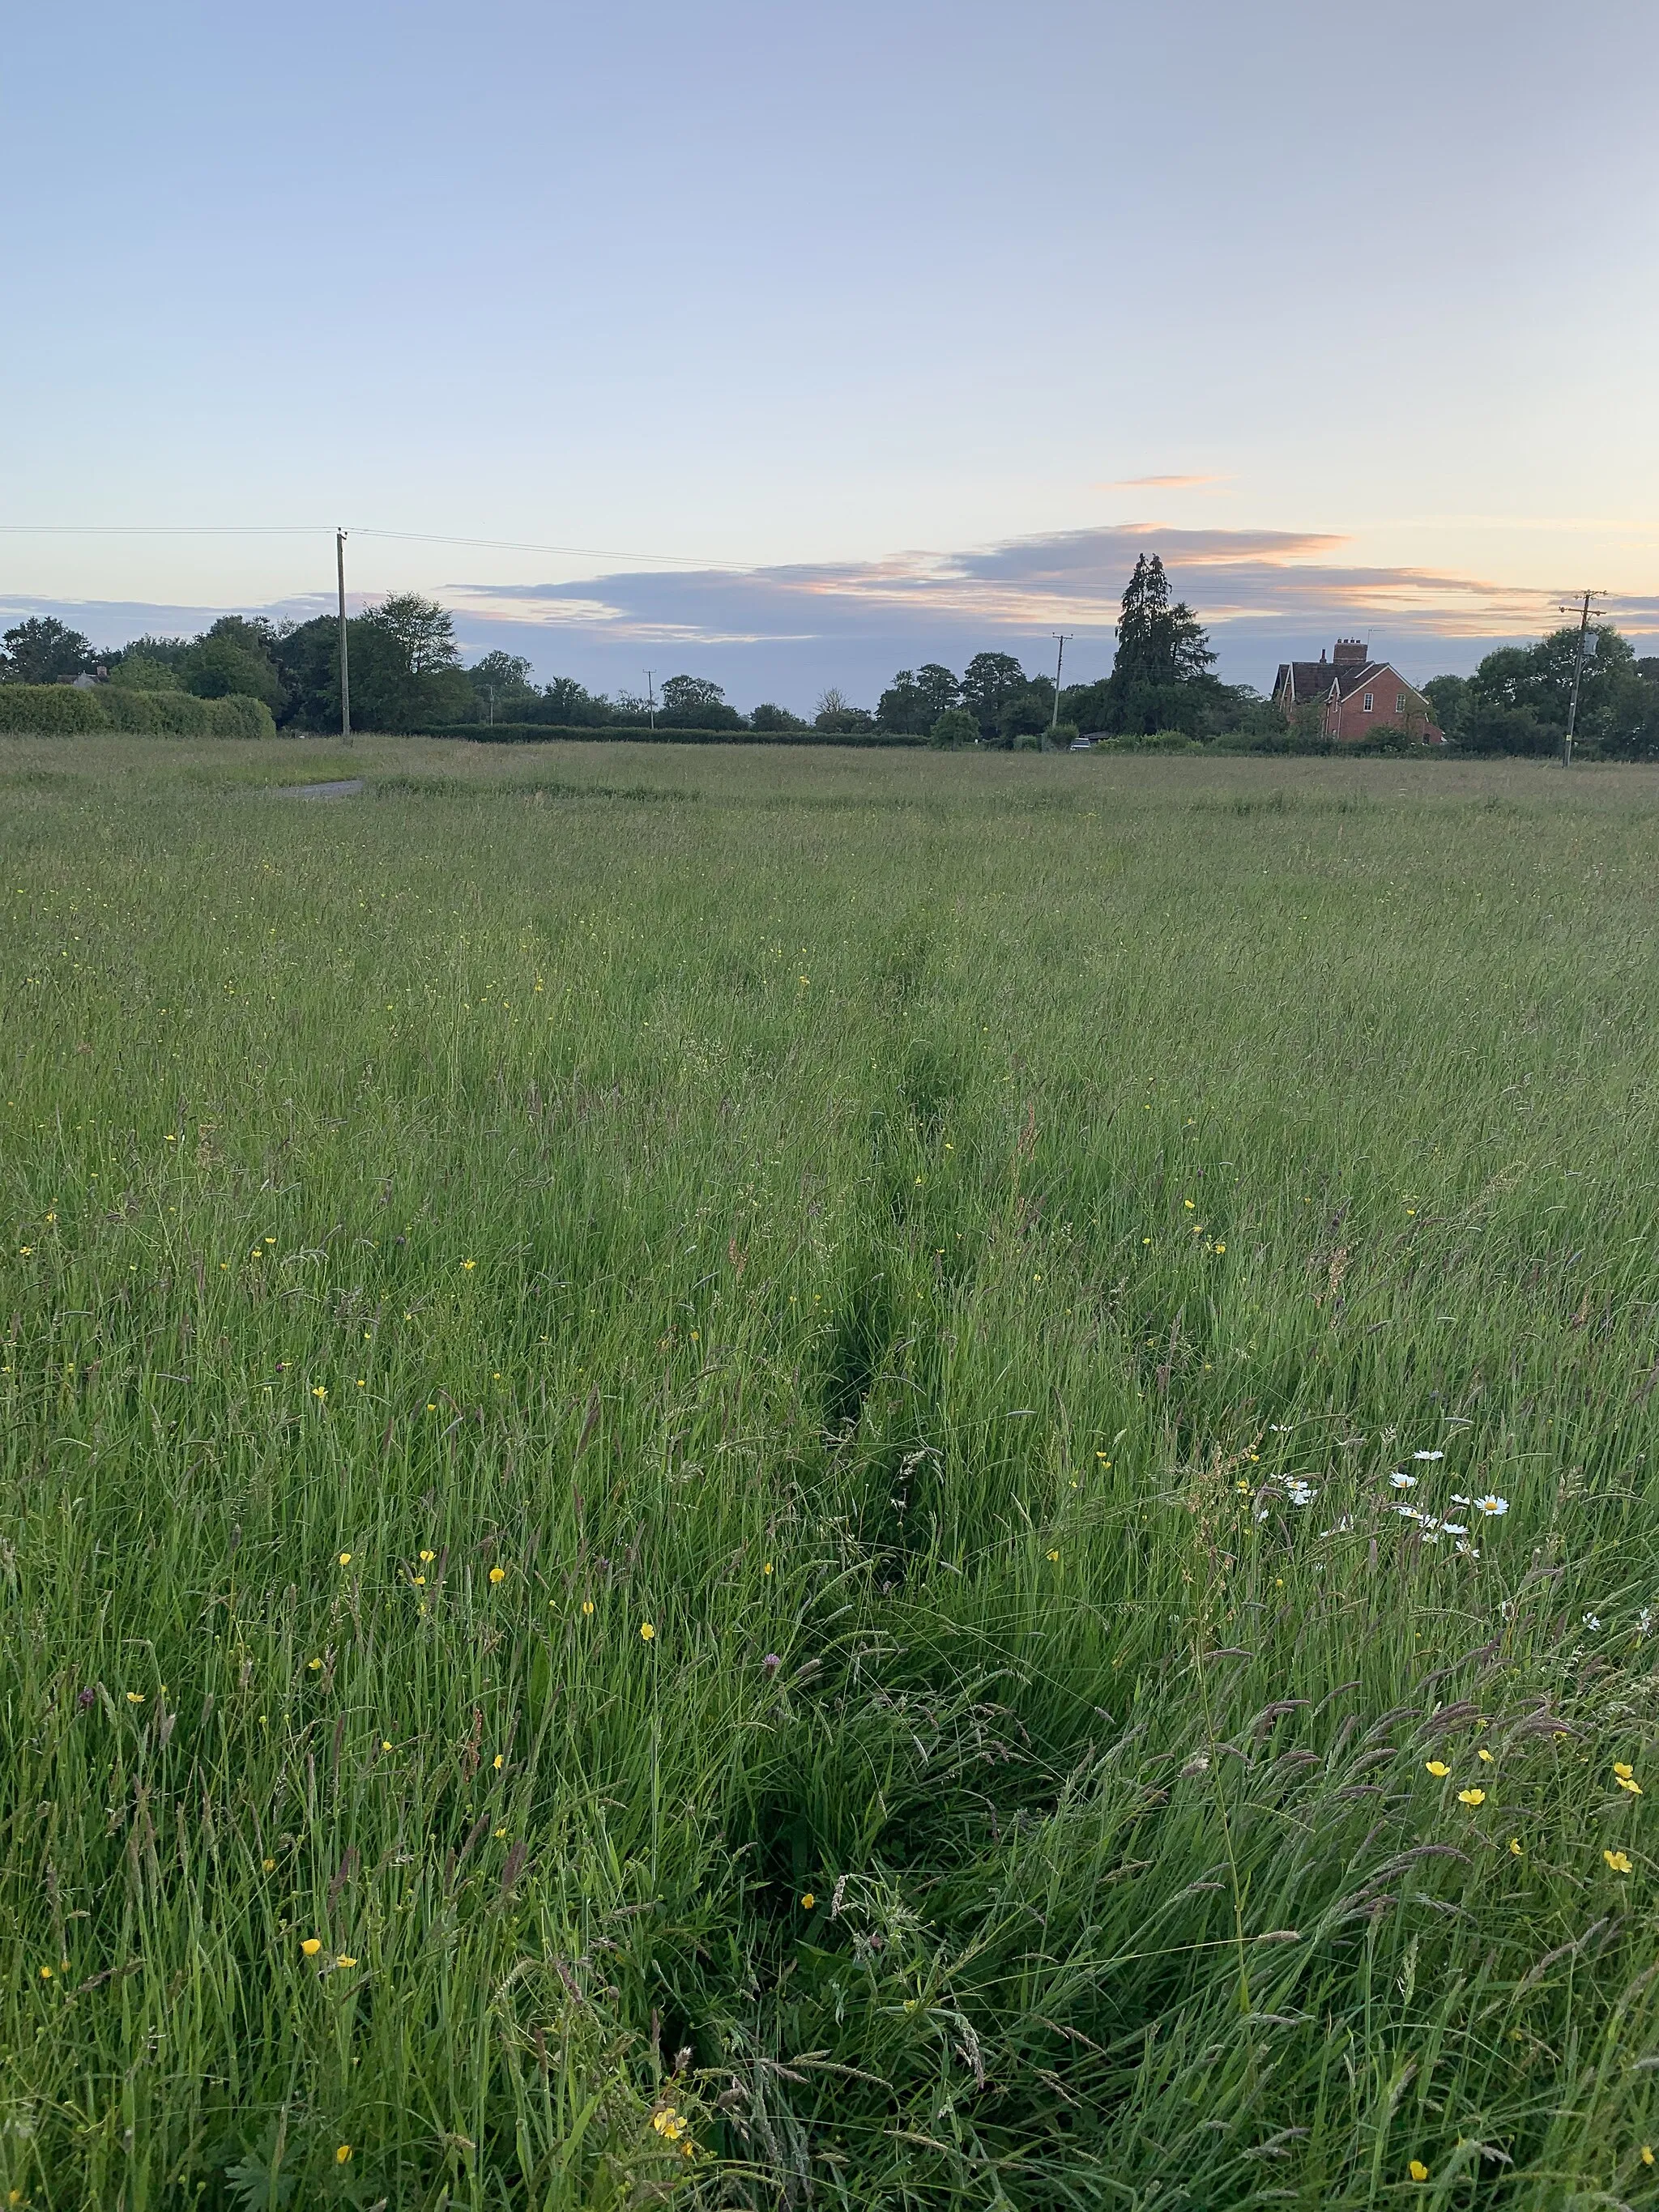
1,616,95,684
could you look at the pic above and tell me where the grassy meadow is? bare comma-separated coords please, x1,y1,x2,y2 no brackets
3,735,1659,2210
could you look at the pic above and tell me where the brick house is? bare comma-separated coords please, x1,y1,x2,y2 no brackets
1270,638,1444,744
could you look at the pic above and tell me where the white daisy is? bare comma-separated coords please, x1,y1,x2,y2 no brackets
1389,1470,1418,1490
1413,1450,1444,1462
1474,1494,1508,1517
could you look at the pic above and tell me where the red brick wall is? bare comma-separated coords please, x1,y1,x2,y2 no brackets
1325,668,1444,744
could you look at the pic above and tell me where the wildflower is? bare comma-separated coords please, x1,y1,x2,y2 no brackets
762,1652,782,1673
1454,1541,1481,1559
338,1552,352,1566
1509,1838,1522,1856
1047,1549,1060,1562
1389,1470,1418,1490
1478,1748,1494,1763
640,1621,655,1641
1584,1613,1602,1631
493,1754,504,1771
1618,1775,1644,1796
126,1690,145,1704
1457,1788,1485,1806
336,2145,352,2164
1413,1450,1444,1462
488,1565,505,1585
1424,1760,1450,1778
762,1562,773,1575
1474,1495,1508,1516
493,1826,506,1839
1408,2159,1429,2182
420,1549,435,1562
1643,2146,1655,2167
801,1892,816,1910
1640,1609,1655,1635
308,1657,322,1671
38,1965,52,1980
312,1386,327,1400
301,1938,322,1956
381,1740,391,1751
412,1576,425,1588
1615,1761,1635,1779
1235,1480,1251,1493
336,1954,357,1968
582,1599,595,1616
461,1259,476,1271
1604,1849,1633,1874
262,1857,275,1871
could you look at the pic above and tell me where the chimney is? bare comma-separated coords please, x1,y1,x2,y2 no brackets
1333,637,1367,670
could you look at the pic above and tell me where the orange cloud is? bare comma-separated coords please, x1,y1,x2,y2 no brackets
1094,473,1231,491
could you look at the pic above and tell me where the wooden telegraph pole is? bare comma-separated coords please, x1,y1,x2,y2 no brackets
336,529,352,744
1559,590,1606,768
1049,633,1073,742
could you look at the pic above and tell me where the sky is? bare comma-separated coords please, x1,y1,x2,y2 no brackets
3,0,1657,710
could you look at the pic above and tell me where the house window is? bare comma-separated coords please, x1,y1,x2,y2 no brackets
1363,692,1373,712
1396,691,1406,714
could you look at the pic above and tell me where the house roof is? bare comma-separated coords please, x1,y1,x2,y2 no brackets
1273,661,1341,705
1273,658,1427,706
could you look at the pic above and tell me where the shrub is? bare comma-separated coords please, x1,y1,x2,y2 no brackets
0,684,109,734
99,688,213,735
1096,728,1199,753
928,708,981,751
207,693,277,739
0,685,276,739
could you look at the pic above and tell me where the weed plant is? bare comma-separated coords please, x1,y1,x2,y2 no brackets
2,738,1658,2207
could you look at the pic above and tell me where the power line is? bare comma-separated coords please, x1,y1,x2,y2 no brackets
0,522,754,570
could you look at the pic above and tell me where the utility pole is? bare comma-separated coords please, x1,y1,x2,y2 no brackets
335,528,352,744
1049,633,1073,741
644,671,656,732
1559,590,1605,768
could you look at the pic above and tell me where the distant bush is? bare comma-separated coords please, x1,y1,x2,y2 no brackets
1094,728,1200,753
0,684,109,733
99,688,215,735
0,684,276,739
106,653,185,693
929,708,981,750
207,693,277,739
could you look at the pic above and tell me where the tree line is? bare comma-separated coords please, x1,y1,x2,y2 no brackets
4,553,1655,755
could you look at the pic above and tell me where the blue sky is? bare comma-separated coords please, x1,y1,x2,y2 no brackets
4,0,1657,709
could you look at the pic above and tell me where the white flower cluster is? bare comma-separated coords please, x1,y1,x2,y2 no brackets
1385,1460,1508,1559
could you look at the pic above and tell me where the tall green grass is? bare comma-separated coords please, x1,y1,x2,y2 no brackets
2,736,1658,2208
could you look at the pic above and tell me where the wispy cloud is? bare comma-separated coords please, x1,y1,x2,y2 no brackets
452,523,1657,647
6,523,1653,707
1096,472,1231,491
